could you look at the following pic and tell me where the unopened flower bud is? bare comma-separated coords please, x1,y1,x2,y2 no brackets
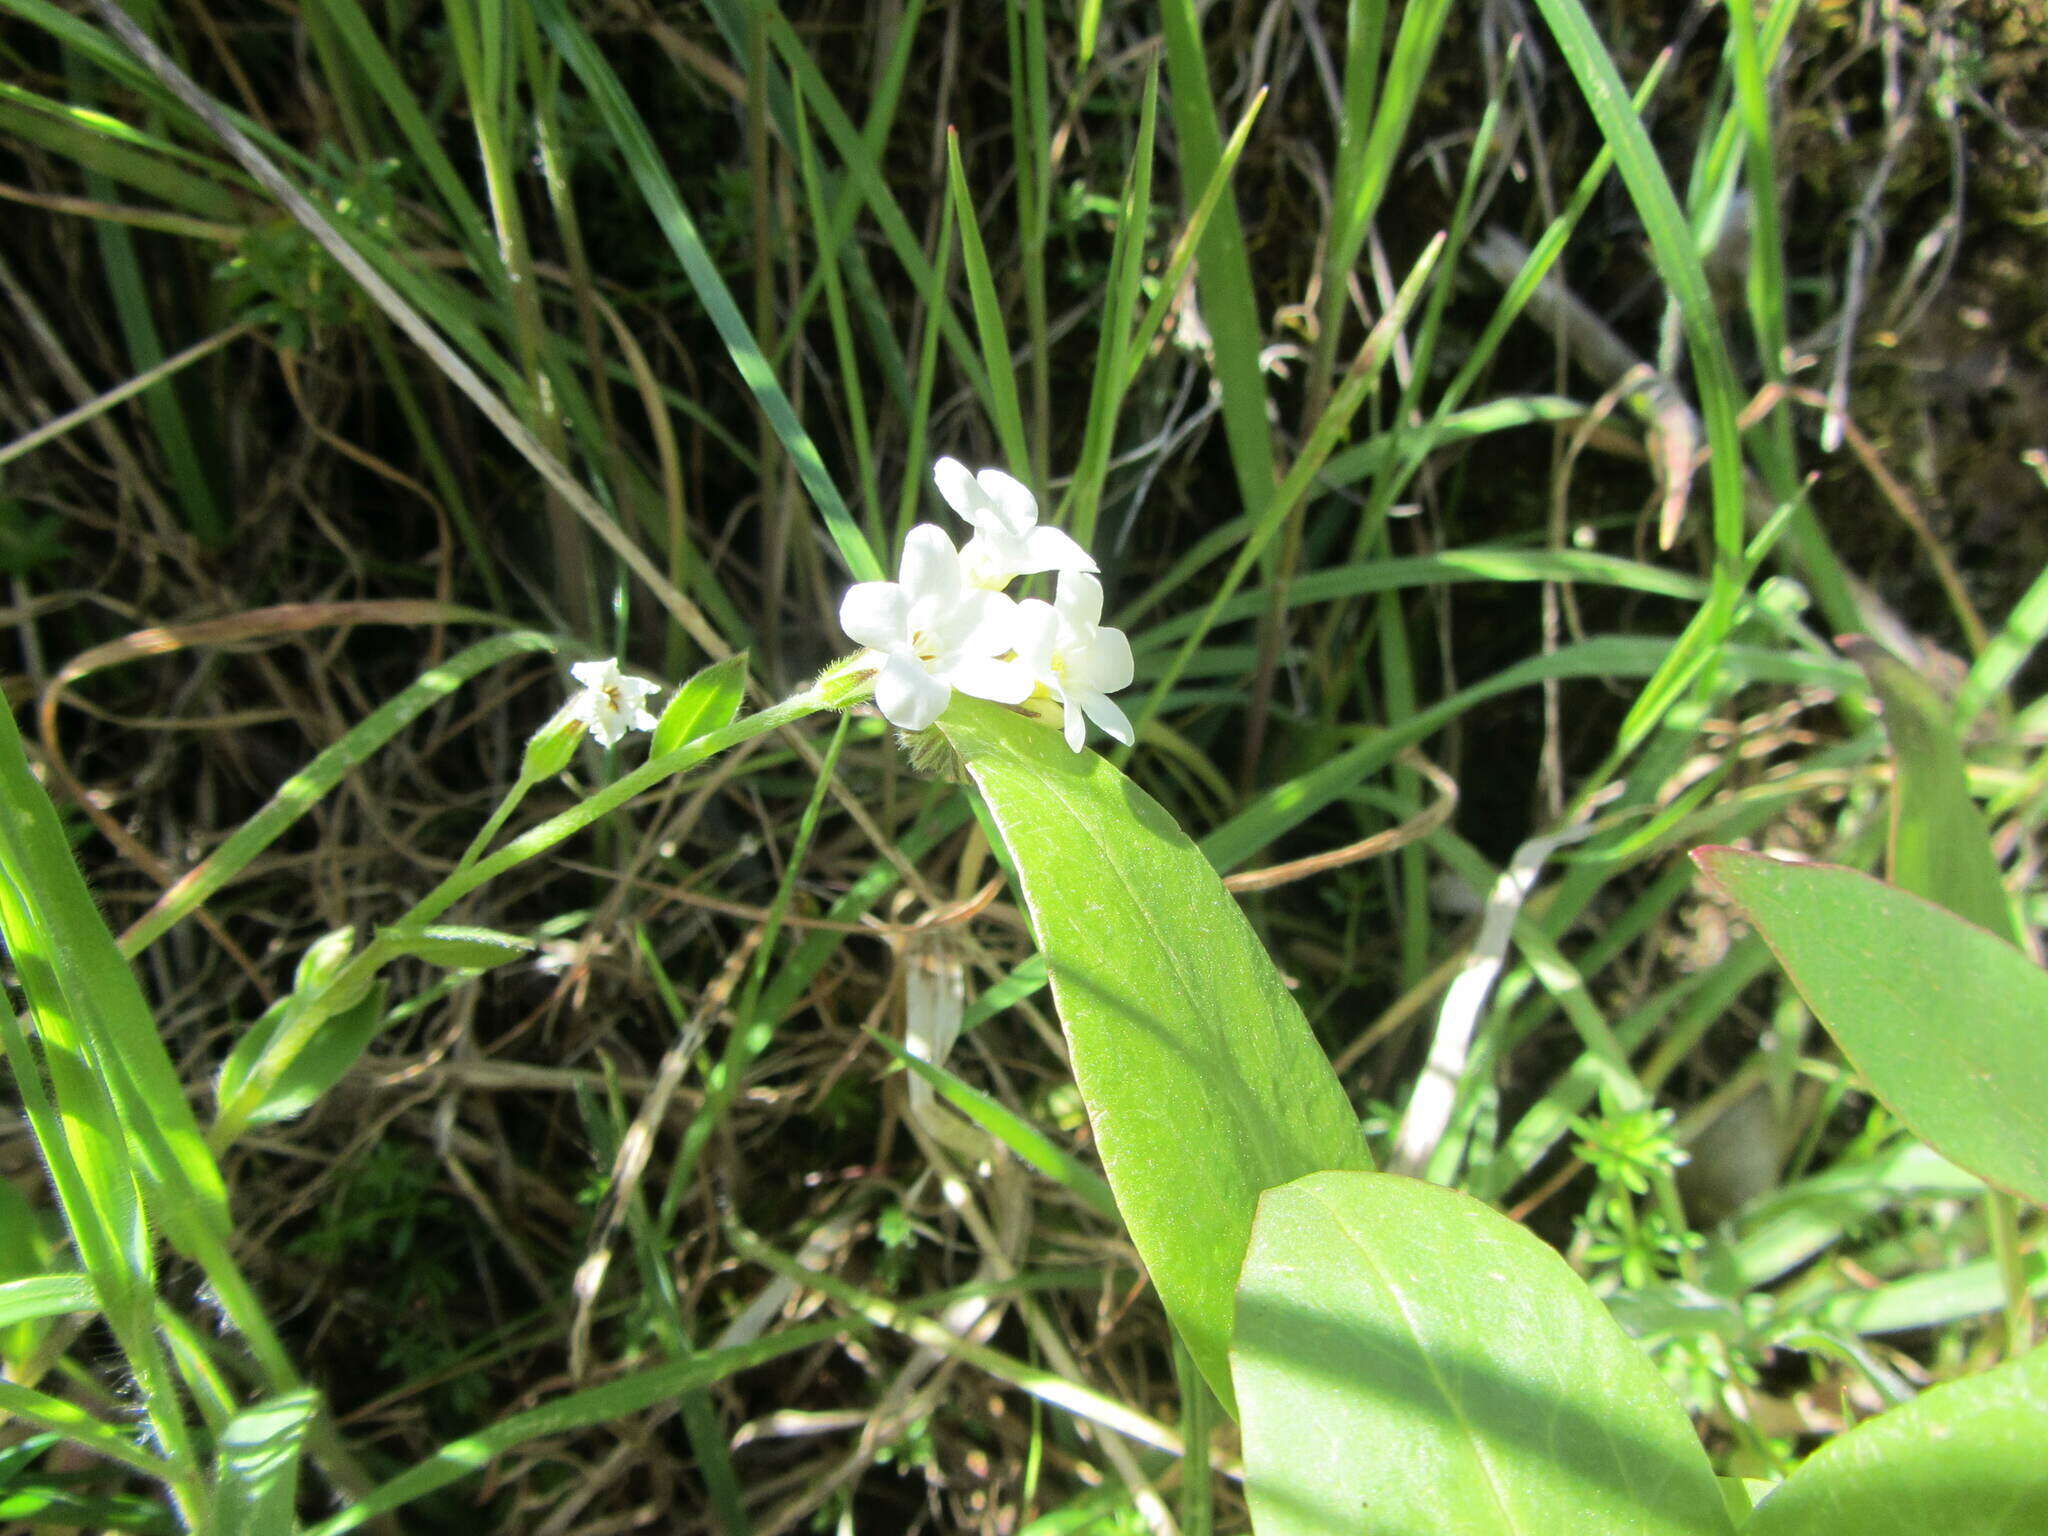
521,703,586,781
293,926,356,994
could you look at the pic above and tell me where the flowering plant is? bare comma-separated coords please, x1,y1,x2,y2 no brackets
834,459,1134,749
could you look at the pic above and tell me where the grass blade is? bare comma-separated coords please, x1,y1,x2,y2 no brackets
532,0,878,582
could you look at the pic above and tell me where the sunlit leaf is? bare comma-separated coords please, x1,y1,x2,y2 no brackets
1234,1171,1732,1536
1696,849,2048,1205
937,698,1368,1411
1745,1343,2048,1535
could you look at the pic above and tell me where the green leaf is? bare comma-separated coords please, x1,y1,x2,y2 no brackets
650,653,748,760
1695,850,2048,1205
213,1390,318,1536
943,130,1031,480
863,1028,1118,1220
1744,1343,2048,1535
381,925,535,971
531,0,880,582
0,700,228,1234
122,631,557,958
1233,1171,1732,1536
1844,637,2016,941
0,1274,94,1329
304,1317,851,1535
0,1480,175,1534
215,982,389,1130
935,699,1369,1412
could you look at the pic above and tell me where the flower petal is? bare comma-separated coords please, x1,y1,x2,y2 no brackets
950,655,1034,705
1076,688,1135,747
570,658,615,690
1072,625,1134,693
874,651,949,731
976,468,1039,538
945,587,1021,657
898,524,961,604
958,534,1011,591
840,581,909,650
932,457,979,520
586,702,632,747
1019,524,1099,578
1054,569,1106,629
1010,598,1060,673
1061,691,1087,752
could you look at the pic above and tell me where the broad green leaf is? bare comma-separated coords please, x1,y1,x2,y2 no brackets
1233,1171,1732,1536
1845,636,2016,940
1721,1479,1773,1521
1745,1343,2048,1536
936,698,1369,1412
213,1390,318,1536
650,653,748,760
215,983,389,1130
1695,850,2048,1205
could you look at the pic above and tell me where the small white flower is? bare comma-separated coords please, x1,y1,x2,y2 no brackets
839,524,1033,732
1013,571,1136,751
933,457,1098,591
567,658,662,747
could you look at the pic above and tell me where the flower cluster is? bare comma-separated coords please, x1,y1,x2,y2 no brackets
838,459,1134,750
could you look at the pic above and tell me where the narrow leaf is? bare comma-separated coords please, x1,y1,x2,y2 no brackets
531,0,880,581
651,653,748,759
0,1274,95,1329
1844,636,2015,940
864,1028,1117,1219
381,925,535,971
213,1390,318,1536
0,702,228,1234
121,632,556,958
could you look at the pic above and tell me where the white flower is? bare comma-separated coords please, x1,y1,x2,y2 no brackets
839,524,1033,732
1013,571,1136,751
567,659,662,747
933,457,1098,591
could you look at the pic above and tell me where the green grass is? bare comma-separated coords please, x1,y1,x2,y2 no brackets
0,0,2041,1529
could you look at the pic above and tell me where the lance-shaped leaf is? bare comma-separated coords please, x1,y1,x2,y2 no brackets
937,698,1368,1412
1695,849,2048,1205
651,652,748,759
1234,1171,1733,1536
1844,636,2015,939
1745,1342,2048,1535
214,1389,319,1536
